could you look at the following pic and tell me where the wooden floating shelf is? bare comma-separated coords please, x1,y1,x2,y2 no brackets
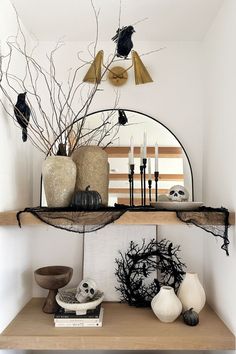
115,211,235,225
105,146,183,158
109,173,184,181
0,210,234,226
109,188,168,194
0,298,234,350
118,198,166,205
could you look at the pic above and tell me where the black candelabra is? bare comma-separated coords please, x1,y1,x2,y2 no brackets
154,171,159,202
142,158,147,206
128,164,159,207
129,164,135,206
128,173,132,206
140,165,144,206
148,179,152,204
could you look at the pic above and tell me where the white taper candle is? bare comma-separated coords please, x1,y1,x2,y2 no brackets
155,143,159,171
140,145,143,166
130,136,134,160
143,132,147,159
129,149,134,165
148,157,151,180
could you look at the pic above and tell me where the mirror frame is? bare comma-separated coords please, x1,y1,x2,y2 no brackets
77,108,194,201
40,108,194,205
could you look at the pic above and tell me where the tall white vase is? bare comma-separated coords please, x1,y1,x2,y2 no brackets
151,286,182,323
42,156,76,207
177,272,206,313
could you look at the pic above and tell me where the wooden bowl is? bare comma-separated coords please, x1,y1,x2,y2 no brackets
34,266,73,314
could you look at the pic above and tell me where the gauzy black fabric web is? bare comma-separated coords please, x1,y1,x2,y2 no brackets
16,206,230,255
176,206,230,256
16,207,126,233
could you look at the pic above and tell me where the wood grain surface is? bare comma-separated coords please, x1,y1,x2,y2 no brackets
0,299,234,350
0,210,234,226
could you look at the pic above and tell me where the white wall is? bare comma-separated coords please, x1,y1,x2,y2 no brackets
0,2,33,354
203,0,236,335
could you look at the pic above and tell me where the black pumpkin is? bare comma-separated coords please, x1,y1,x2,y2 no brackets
183,308,199,326
71,186,102,210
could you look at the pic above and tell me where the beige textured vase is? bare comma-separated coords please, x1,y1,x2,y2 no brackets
177,272,206,313
42,156,76,207
151,286,182,323
72,146,109,206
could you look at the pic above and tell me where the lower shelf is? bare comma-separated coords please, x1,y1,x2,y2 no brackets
0,298,235,350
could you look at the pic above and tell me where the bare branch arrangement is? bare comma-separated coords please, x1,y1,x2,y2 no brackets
0,3,120,157
0,2,164,157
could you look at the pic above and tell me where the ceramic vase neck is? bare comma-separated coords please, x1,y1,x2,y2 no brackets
160,286,175,294
185,272,199,279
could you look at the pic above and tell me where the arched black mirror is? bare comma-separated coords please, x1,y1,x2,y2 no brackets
41,109,194,206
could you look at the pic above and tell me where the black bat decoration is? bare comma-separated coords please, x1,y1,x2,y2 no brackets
14,92,31,142
112,25,135,58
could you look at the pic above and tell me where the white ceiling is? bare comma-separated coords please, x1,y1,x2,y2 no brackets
10,0,223,42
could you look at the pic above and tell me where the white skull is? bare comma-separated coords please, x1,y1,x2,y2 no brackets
75,278,97,303
168,185,189,202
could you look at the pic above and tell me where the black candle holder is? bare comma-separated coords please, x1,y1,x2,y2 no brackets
130,164,135,207
142,158,147,206
140,165,144,206
154,171,159,202
148,179,152,204
128,173,132,206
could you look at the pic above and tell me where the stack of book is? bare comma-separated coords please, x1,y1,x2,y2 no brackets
54,305,104,327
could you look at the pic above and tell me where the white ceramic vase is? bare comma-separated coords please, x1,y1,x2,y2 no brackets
42,156,76,207
177,272,206,313
151,286,182,323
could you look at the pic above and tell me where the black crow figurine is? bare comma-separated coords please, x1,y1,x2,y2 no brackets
112,25,135,58
56,143,67,156
118,109,128,125
14,92,31,142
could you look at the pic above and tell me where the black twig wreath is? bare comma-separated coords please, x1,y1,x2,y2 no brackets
115,238,186,307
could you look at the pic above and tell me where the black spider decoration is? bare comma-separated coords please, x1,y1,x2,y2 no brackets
115,238,186,307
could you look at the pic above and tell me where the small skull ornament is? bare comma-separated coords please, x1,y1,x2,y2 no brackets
75,278,97,303
168,185,189,202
